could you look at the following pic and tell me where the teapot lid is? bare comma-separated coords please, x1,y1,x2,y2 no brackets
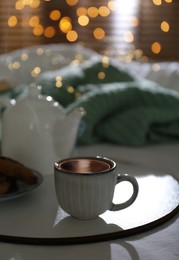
2,83,66,124
27,83,65,112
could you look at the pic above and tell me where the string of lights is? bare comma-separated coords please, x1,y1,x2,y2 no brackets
0,0,178,61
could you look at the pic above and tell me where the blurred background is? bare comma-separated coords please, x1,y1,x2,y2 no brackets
0,0,179,61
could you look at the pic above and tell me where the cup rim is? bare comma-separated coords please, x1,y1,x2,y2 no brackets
54,156,116,175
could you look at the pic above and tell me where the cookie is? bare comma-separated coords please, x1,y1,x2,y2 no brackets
0,157,38,195
0,175,11,195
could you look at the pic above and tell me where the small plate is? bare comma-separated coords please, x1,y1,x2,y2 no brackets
0,170,43,201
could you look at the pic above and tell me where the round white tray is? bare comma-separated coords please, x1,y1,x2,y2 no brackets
0,162,178,245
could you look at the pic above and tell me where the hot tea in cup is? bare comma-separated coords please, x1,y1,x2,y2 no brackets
54,156,139,220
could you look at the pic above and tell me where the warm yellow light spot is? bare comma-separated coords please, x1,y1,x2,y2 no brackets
30,0,40,8
59,17,72,33
66,0,78,6
76,7,87,16
164,0,172,3
108,1,116,11
60,22,72,33
131,17,139,27
87,7,99,18
50,10,61,21
123,31,134,43
75,92,81,98
161,21,170,32
134,49,143,59
78,15,89,26
44,26,56,38
34,66,41,74
152,63,160,72
151,42,161,54
56,76,62,81
29,16,39,27
19,0,33,6
98,71,106,80
8,16,18,27
93,28,105,40
15,1,24,10
152,0,162,5
55,79,63,88
99,6,110,17
33,24,44,36
66,30,78,42
23,0,33,5
102,56,110,68
67,86,75,93
55,75,63,88
31,66,41,77
12,61,20,70
125,55,133,62
21,53,29,61
8,63,13,71
71,59,80,65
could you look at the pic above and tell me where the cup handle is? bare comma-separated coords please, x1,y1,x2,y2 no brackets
110,174,139,211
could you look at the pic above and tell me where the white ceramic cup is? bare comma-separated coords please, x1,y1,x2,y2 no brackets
54,156,139,220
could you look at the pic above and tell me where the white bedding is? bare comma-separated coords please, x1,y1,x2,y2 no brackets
0,43,179,92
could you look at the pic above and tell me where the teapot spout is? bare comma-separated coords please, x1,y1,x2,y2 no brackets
69,106,86,136
53,106,85,138
64,107,86,136
53,107,85,158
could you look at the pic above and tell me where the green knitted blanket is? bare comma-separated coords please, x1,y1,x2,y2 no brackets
36,58,179,146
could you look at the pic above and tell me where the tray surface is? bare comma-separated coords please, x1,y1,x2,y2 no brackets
0,162,178,245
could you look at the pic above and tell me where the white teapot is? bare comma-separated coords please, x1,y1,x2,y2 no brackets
1,84,85,175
